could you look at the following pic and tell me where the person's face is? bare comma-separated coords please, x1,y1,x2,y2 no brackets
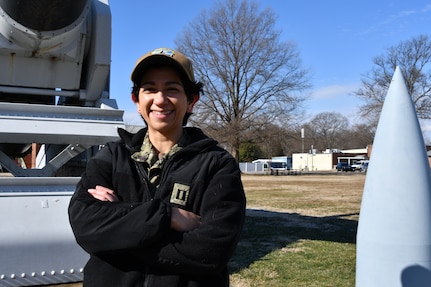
136,66,196,136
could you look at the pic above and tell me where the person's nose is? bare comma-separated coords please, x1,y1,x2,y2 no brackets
153,90,168,105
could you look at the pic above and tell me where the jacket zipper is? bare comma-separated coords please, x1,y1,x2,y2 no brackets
133,161,153,200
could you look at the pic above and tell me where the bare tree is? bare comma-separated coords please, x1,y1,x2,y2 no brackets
306,112,349,151
354,34,431,124
175,0,310,160
344,123,376,149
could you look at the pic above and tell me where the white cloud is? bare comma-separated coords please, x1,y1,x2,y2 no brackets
311,83,359,100
305,83,365,123
383,3,431,25
422,4,431,12
360,4,431,37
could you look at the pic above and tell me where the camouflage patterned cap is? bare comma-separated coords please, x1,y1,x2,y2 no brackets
131,48,195,84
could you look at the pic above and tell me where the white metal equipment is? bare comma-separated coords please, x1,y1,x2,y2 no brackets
0,0,123,286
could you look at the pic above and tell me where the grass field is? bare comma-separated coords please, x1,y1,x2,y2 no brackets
52,172,365,287
229,173,365,287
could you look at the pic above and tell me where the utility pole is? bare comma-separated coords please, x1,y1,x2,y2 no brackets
301,128,304,153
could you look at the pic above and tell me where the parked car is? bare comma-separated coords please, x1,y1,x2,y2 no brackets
269,161,288,175
352,160,369,172
336,162,355,172
351,162,362,171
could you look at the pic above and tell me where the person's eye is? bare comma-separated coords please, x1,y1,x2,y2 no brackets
141,87,156,94
167,87,180,92
166,85,183,93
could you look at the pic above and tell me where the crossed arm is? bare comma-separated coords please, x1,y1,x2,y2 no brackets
88,185,201,232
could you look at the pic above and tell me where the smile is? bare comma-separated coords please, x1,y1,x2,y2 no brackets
151,110,173,118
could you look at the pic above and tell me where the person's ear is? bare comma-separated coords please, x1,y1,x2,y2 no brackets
187,95,200,112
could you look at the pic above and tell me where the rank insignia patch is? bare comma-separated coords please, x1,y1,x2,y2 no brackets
170,183,190,206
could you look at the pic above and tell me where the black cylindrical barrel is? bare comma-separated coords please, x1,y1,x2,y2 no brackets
0,0,89,31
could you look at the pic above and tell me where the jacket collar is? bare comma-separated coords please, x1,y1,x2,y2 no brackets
117,127,218,154
118,127,147,152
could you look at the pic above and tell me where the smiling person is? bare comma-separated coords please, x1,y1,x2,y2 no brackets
68,48,246,287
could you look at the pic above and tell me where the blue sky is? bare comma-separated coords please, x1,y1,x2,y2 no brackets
108,0,431,130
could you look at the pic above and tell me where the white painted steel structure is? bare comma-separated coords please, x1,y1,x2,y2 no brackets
0,177,87,287
0,1,122,286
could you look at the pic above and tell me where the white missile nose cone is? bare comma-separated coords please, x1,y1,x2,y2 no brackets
356,66,431,287
376,67,424,145
366,66,429,181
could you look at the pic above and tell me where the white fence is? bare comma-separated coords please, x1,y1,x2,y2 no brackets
239,162,266,174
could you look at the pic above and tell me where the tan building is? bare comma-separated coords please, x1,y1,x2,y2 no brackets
292,147,370,171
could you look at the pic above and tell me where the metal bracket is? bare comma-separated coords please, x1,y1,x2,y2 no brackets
0,144,89,177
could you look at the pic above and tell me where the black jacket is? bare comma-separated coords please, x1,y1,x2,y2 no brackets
68,127,246,287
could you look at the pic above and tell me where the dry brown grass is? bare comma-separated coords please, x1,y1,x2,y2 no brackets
229,173,364,287
242,173,365,219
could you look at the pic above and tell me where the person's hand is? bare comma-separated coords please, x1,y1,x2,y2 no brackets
170,207,201,232
88,185,119,202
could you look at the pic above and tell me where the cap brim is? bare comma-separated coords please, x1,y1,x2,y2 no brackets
131,55,191,84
